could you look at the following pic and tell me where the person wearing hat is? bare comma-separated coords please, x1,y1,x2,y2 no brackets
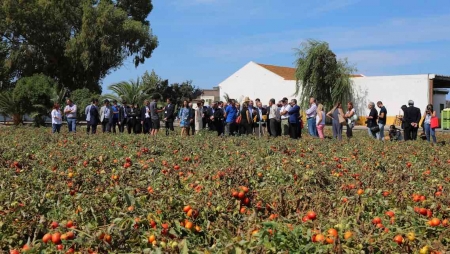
403,100,421,141
100,99,111,133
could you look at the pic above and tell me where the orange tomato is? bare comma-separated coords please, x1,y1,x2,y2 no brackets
327,228,338,237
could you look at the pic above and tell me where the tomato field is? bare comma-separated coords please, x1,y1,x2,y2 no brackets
1,127,450,253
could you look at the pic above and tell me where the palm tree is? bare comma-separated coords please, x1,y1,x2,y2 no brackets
294,39,356,110
222,92,230,102
0,90,24,125
103,78,148,106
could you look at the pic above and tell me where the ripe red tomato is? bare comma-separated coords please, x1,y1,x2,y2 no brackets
306,211,317,220
372,217,382,224
393,235,403,244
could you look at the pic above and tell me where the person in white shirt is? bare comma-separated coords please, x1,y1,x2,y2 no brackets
51,103,63,133
280,98,291,136
64,99,77,133
305,97,318,137
268,98,279,137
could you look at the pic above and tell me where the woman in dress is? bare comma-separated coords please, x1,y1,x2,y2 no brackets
195,101,203,132
178,100,190,137
316,104,325,139
423,104,437,143
344,102,356,139
326,102,344,141
51,103,62,133
239,102,252,135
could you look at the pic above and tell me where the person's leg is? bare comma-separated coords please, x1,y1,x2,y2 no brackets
169,121,174,132
311,119,317,137
378,123,385,141
404,125,410,141
338,124,343,141
52,124,56,133
317,124,324,139
70,119,75,132
67,120,72,132
57,124,61,133
91,124,97,134
307,118,314,136
346,124,351,138
86,123,90,134
368,127,374,138
424,123,431,142
225,122,230,136
412,127,418,140
430,127,436,143
270,120,277,137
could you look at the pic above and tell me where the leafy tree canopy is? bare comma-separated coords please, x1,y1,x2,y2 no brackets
295,39,356,110
0,0,158,93
13,74,56,116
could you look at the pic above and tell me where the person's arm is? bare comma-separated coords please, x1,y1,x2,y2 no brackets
224,107,229,119
317,111,322,123
305,104,315,115
345,109,354,118
367,109,374,119
379,109,385,119
326,108,334,119
432,110,436,117
71,105,77,114
288,106,298,114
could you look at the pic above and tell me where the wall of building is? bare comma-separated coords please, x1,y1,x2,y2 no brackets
352,75,429,125
219,62,298,105
219,63,431,126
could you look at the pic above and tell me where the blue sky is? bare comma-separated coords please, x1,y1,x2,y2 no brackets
102,0,450,94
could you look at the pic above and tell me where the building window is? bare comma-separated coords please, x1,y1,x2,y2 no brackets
440,104,445,112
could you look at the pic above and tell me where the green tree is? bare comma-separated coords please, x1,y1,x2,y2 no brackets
168,81,203,107
294,39,356,110
0,90,24,125
70,88,100,120
13,74,56,126
103,78,147,106
0,0,158,93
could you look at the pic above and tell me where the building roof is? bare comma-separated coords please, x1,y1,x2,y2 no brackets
256,63,364,80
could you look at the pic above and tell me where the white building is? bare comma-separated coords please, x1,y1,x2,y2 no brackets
218,61,450,126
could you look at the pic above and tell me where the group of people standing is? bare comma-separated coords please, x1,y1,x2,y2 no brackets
50,96,439,143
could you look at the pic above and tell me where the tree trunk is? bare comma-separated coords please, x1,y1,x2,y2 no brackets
12,114,22,126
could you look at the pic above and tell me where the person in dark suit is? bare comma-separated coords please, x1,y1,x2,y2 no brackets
118,101,128,133
187,102,195,136
207,102,217,131
403,100,421,141
88,99,100,134
126,104,136,134
211,102,224,136
141,100,151,134
201,100,209,129
163,98,175,136
133,104,142,134
254,101,267,137
288,99,300,139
